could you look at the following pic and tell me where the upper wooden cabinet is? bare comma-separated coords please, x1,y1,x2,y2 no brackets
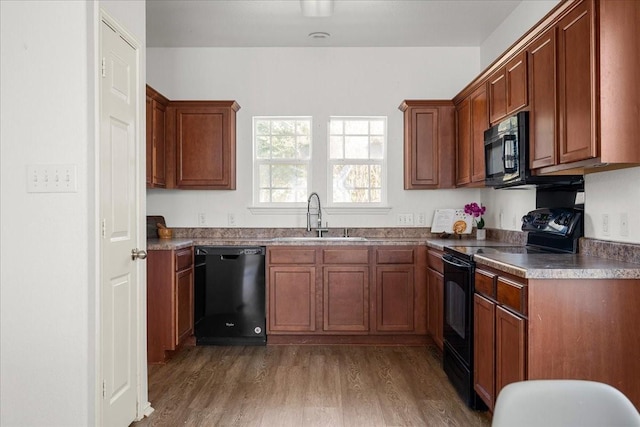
399,100,455,189
146,85,168,188
557,0,597,165
166,101,239,189
455,82,489,187
488,51,528,124
457,0,640,174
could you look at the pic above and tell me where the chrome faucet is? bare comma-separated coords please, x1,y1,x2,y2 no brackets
307,192,328,237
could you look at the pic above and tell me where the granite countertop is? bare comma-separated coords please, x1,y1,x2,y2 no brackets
147,236,436,250
146,235,640,280
474,253,640,280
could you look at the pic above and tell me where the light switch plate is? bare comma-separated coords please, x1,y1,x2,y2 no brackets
27,164,77,193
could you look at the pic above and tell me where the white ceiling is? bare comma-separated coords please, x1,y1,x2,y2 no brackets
146,0,524,48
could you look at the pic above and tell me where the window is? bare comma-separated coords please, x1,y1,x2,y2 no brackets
329,117,386,204
254,117,312,204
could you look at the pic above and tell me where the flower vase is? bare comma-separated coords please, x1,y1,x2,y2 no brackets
476,229,486,240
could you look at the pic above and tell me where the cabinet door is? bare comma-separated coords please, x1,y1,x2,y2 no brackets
375,266,415,332
488,69,507,124
268,266,316,332
401,101,455,189
474,294,496,410
427,268,444,349
405,106,440,188
170,102,238,189
557,0,597,164
495,306,526,398
470,83,488,183
505,52,528,114
455,98,472,186
528,28,558,169
151,99,167,187
175,267,193,346
323,266,369,332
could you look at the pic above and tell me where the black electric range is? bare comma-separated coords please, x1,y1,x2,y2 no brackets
441,207,583,410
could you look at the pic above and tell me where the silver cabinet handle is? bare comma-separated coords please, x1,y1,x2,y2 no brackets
131,248,147,260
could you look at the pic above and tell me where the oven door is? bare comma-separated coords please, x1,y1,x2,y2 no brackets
442,253,474,367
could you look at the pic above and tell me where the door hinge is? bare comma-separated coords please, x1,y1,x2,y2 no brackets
101,58,106,78
101,219,106,238
102,380,106,398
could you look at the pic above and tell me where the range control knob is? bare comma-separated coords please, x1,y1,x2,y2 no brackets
522,214,533,224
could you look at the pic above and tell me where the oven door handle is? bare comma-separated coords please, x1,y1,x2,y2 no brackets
442,254,473,270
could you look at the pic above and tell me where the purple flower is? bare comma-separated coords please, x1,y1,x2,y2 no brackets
464,202,486,229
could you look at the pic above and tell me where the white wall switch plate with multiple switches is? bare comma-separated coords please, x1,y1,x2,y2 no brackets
397,213,414,226
27,164,77,193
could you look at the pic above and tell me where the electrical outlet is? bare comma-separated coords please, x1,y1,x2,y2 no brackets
397,213,414,226
198,213,207,226
27,164,77,193
602,214,610,236
228,213,236,226
416,212,426,226
620,213,629,236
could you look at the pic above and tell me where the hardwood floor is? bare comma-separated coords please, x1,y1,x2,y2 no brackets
133,344,492,426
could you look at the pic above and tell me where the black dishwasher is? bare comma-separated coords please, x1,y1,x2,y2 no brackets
194,246,266,345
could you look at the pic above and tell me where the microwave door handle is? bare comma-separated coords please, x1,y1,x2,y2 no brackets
503,135,517,173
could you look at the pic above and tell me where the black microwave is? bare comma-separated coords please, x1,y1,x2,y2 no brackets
484,111,583,189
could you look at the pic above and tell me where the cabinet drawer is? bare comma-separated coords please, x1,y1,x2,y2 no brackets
376,248,414,264
268,248,316,265
323,248,369,264
175,247,193,271
497,277,527,316
475,269,497,298
427,250,444,274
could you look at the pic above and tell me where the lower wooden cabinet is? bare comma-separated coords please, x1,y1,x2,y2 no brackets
426,249,444,349
323,266,369,332
147,247,194,364
474,268,527,410
268,266,316,332
375,266,414,332
266,245,425,339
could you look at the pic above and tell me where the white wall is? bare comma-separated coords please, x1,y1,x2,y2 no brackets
584,168,640,243
0,1,146,425
147,47,483,228
480,0,560,69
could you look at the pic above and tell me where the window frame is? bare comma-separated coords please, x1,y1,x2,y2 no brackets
327,116,388,207
252,116,313,207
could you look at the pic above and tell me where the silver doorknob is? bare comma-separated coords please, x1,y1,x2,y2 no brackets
131,248,147,260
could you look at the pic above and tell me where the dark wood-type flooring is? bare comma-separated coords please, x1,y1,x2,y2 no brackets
132,344,492,426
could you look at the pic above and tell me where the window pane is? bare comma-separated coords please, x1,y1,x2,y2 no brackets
259,189,271,203
370,120,385,135
256,136,271,159
272,120,295,135
370,136,384,159
259,164,271,187
297,135,311,159
345,136,369,159
296,120,310,135
255,120,271,135
370,189,381,203
370,164,382,188
271,164,307,188
329,136,344,159
330,120,343,134
345,120,368,134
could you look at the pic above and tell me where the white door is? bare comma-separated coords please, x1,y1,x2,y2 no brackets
99,18,141,427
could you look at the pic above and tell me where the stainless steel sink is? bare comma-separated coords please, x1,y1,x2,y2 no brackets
271,236,367,242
